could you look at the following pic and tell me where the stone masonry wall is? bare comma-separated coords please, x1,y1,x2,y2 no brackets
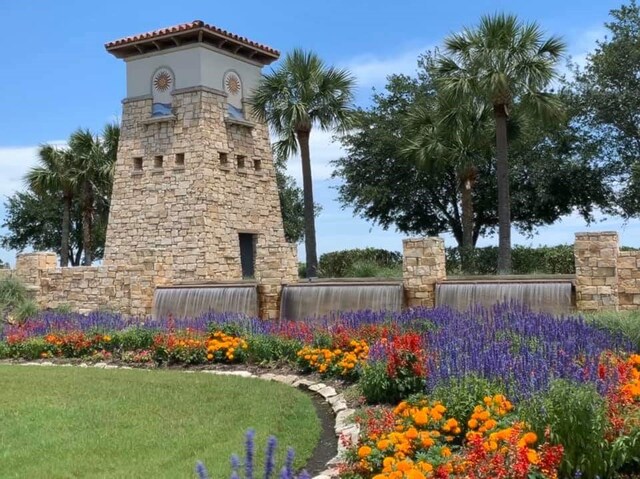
11,253,157,316
403,237,446,308
104,88,298,290
618,250,640,310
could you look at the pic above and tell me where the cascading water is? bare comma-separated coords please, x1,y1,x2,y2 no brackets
435,280,574,314
152,285,258,319
279,282,403,321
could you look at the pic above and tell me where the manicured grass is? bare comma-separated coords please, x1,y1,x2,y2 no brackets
0,365,321,478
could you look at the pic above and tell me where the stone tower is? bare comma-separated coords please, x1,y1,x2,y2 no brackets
103,21,298,315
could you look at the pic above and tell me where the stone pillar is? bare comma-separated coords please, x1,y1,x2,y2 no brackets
618,251,640,310
574,232,619,311
14,252,58,303
257,244,298,320
403,237,446,308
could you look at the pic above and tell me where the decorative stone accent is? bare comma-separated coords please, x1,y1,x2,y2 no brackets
308,383,327,392
317,386,338,399
402,237,446,308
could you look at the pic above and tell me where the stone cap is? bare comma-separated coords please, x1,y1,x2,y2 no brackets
575,231,619,238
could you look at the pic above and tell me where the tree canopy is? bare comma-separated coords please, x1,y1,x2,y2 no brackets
437,13,566,272
333,54,612,247
569,0,640,217
252,49,355,277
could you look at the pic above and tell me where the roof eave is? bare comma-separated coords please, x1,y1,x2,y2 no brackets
105,27,280,65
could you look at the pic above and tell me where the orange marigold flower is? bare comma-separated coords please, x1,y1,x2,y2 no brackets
522,432,537,445
358,446,372,458
526,448,539,464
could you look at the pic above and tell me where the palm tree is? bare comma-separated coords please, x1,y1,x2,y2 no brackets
438,14,566,273
68,124,119,266
404,92,492,271
25,145,75,267
251,49,355,278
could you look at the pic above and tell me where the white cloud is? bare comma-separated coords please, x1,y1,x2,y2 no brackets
283,130,345,183
567,26,606,70
0,141,67,199
343,45,430,91
0,146,40,199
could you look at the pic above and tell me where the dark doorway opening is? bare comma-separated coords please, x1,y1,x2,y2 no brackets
239,233,257,279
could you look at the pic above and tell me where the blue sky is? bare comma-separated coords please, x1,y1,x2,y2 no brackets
0,0,638,265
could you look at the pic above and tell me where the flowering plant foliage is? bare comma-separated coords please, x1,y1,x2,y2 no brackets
206,331,248,363
297,339,369,377
341,395,563,479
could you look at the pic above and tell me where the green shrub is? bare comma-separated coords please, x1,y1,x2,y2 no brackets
429,375,502,431
359,361,396,404
0,341,9,359
346,259,402,278
246,335,302,364
8,338,52,360
446,245,577,275
298,262,307,279
12,300,38,322
111,328,155,351
319,248,402,278
0,276,28,310
520,380,609,479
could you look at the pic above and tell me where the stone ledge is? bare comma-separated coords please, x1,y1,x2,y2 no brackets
225,117,255,129
141,115,177,125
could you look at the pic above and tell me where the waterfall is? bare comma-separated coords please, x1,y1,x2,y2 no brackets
280,282,403,321
152,285,258,319
436,281,574,314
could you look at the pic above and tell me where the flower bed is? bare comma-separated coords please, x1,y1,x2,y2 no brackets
2,304,640,478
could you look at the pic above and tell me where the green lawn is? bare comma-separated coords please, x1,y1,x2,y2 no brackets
0,365,320,478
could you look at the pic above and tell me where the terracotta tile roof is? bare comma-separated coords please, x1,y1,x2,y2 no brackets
105,20,279,57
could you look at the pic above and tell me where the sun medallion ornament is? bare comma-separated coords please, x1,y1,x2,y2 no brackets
225,73,241,96
154,70,172,92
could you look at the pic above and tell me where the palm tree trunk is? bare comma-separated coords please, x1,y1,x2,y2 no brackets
82,181,93,266
460,169,476,273
296,129,319,278
494,104,512,274
60,194,72,267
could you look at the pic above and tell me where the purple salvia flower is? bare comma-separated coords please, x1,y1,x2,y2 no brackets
264,436,277,479
245,429,255,479
195,461,210,479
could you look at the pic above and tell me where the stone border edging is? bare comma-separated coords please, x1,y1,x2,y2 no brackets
13,361,358,479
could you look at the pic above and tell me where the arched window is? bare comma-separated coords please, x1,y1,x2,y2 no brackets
151,67,175,116
223,70,244,119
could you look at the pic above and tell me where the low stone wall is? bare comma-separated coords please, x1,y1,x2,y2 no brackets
9,250,295,319
9,231,640,316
